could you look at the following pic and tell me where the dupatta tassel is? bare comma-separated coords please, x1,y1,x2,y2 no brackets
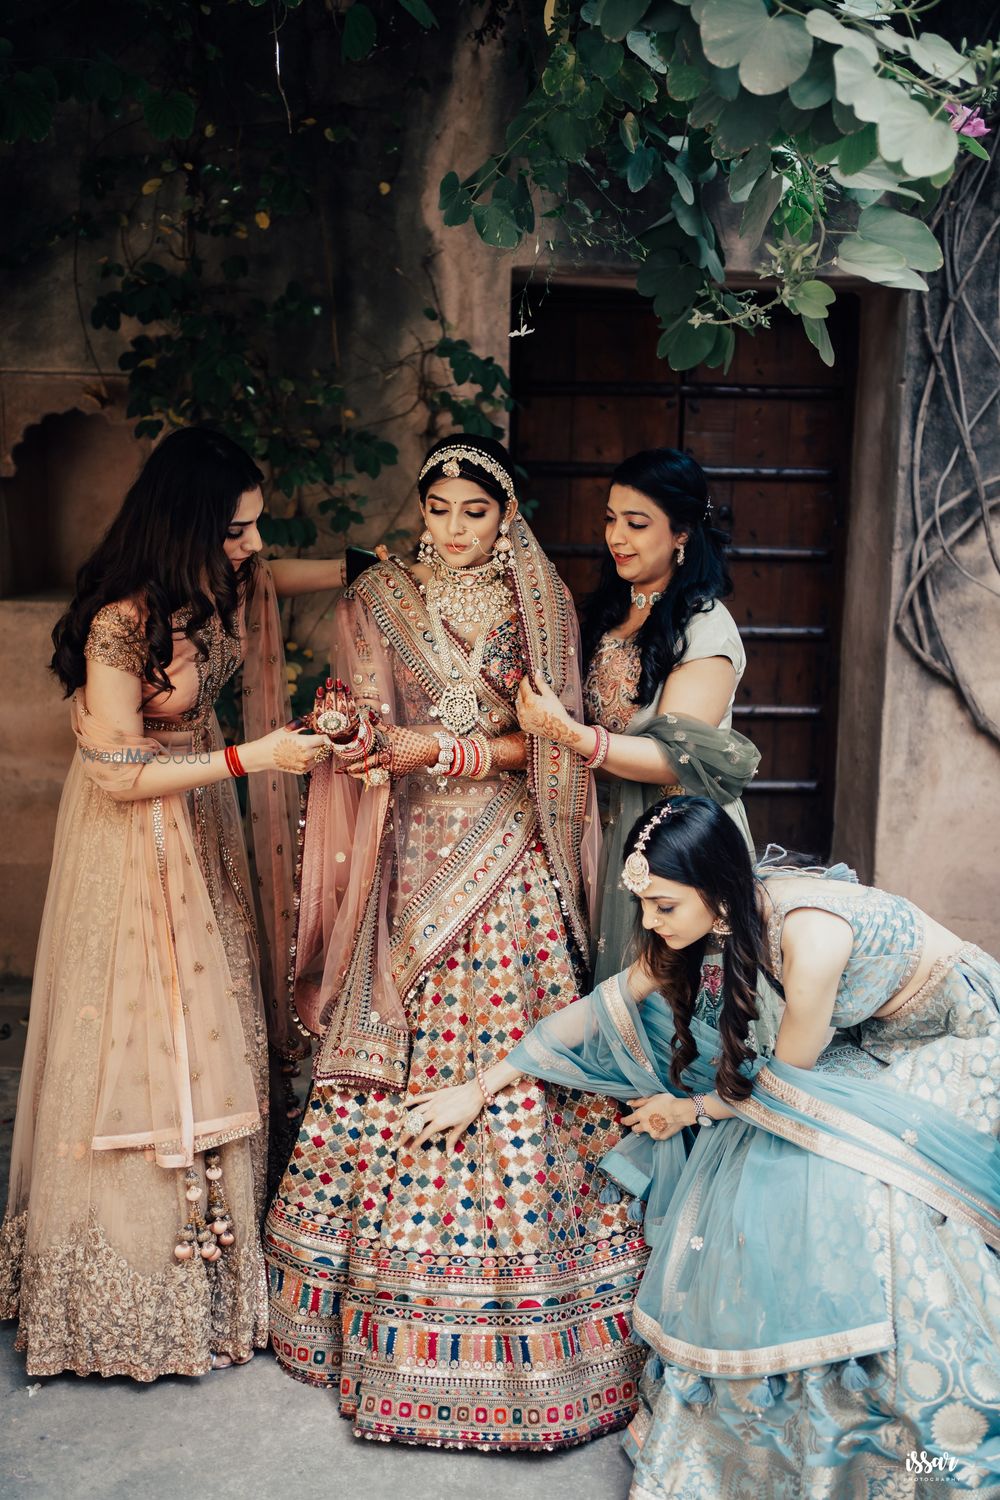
683,1377,713,1406
840,1357,871,1391
647,1353,665,1382
627,1196,645,1224
599,1180,622,1205
747,1374,786,1409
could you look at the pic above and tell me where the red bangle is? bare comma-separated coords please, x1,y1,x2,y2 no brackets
225,744,247,778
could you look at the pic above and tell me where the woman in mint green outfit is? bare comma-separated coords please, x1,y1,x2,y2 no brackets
402,796,1000,1495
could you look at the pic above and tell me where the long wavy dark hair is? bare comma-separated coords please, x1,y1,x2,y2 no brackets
51,427,264,698
417,433,514,512
581,448,732,706
624,796,767,1102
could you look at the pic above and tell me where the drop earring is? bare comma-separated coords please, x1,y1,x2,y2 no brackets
711,908,731,939
676,542,686,567
418,527,436,566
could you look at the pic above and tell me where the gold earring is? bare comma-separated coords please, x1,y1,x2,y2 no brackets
418,528,436,566
711,907,731,938
676,542,686,567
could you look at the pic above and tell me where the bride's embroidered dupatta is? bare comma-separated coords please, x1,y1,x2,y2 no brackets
291,515,600,1093
507,966,1000,1374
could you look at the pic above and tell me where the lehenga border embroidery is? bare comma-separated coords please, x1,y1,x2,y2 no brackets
632,1305,894,1377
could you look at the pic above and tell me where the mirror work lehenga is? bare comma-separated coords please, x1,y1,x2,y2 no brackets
507,867,1000,1495
265,520,649,1448
0,563,297,1378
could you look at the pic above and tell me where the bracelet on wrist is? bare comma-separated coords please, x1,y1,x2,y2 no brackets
475,1061,497,1106
582,724,610,770
224,743,248,778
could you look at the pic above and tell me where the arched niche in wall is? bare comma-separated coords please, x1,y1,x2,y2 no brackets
0,410,146,598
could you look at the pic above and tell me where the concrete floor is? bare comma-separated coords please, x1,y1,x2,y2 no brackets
0,988,633,1500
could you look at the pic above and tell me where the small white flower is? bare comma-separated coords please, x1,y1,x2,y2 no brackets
902,1128,918,1146
689,1236,704,1251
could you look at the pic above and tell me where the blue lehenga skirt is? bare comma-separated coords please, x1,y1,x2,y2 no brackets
510,949,1000,1497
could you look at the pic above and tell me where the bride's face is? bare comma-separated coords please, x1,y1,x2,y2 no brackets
638,873,716,949
421,477,503,568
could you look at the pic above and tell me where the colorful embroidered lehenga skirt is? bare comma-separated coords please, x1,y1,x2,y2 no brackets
265,838,647,1448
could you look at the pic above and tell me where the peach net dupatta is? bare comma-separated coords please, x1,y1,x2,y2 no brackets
241,560,303,1059
71,707,259,1169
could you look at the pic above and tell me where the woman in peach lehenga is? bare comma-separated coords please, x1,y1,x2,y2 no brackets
0,427,340,1379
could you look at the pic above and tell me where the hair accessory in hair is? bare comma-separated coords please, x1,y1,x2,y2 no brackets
419,445,516,505
621,801,674,895
703,496,714,522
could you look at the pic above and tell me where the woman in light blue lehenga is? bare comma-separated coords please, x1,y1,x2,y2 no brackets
400,796,1000,1496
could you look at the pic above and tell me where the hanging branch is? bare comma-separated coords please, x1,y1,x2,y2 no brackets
896,142,1000,744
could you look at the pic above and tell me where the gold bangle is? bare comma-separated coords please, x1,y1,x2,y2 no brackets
468,733,494,780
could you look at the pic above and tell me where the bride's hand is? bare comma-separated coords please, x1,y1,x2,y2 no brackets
621,1094,697,1141
399,1081,486,1152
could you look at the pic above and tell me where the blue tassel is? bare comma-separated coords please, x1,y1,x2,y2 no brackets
599,1181,621,1205
684,1377,712,1406
748,1376,775,1410
627,1196,645,1224
840,1358,871,1391
647,1354,664,1381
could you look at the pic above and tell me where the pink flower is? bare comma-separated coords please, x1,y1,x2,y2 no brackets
945,102,991,138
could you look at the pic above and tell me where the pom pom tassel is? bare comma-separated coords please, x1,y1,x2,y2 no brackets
840,1358,871,1391
647,1353,665,1382
747,1374,786,1409
684,1377,713,1406
599,1180,621,1205
627,1196,645,1224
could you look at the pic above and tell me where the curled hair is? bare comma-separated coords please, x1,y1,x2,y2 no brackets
51,427,263,698
581,448,732,706
624,796,766,1101
417,433,514,512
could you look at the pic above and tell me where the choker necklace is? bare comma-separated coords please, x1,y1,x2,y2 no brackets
631,585,665,611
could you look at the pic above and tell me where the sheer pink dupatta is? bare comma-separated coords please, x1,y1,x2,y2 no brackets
291,591,397,1040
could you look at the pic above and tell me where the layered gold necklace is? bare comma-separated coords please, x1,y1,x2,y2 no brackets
423,550,514,735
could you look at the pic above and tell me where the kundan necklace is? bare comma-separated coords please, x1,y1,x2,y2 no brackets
423,550,514,736
630,584,665,611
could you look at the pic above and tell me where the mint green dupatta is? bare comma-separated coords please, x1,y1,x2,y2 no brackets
593,715,760,983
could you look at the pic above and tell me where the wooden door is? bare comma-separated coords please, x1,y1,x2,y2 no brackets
510,284,858,857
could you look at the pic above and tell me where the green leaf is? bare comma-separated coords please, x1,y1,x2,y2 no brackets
715,93,783,154
837,122,878,176
143,89,196,140
651,265,704,315
667,61,709,100
831,47,897,121
542,42,577,95
626,30,669,73
627,142,660,191
698,0,767,69
804,11,878,65
877,98,958,180
600,0,650,41
664,158,695,203
687,86,726,129
959,135,991,162
835,233,928,289
84,60,123,103
472,198,521,249
578,31,624,78
856,204,943,271
802,314,835,366
439,170,472,225
739,167,782,247
620,111,641,151
892,31,977,87
733,16,813,96
788,51,835,108
728,140,770,200
342,3,377,62
396,0,438,26
659,316,718,371
787,279,835,318
0,70,56,143
831,162,921,200
547,110,591,158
